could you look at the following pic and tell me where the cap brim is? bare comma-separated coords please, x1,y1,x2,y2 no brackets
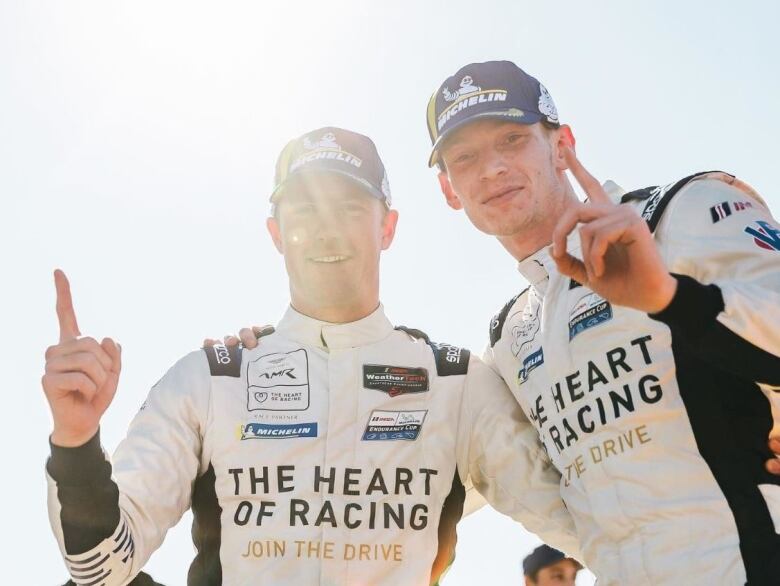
427,110,544,167
271,168,388,205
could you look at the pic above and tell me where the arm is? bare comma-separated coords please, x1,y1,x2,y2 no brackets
649,175,780,384
46,350,209,585
456,354,583,560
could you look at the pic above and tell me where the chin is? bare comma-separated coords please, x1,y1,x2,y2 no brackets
473,213,528,237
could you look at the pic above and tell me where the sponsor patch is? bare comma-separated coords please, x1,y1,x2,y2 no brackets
363,365,429,396
745,220,780,251
508,302,541,358
362,410,427,441
568,292,613,340
430,342,470,377
239,422,318,440
517,348,544,386
204,343,242,377
710,200,753,223
247,349,310,411
640,184,670,221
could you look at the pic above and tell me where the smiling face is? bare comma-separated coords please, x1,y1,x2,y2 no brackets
267,172,398,321
437,119,575,257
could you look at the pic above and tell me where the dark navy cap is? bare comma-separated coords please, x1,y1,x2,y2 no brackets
271,126,391,206
522,545,568,576
426,60,559,167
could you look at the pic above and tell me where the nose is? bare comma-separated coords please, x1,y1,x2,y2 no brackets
479,152,508,182
311,208,342,240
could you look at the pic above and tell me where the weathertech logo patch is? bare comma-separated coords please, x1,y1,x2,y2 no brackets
363,365,429,397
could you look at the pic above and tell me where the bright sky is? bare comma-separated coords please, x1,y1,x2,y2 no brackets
2,1,779,584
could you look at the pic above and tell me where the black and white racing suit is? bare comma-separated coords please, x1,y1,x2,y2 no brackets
47,305,579,585
486,172,780,585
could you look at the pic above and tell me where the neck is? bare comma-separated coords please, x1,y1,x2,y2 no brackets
497,178,579,262
290,296,380,324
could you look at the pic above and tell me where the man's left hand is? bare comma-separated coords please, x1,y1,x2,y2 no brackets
551,148,677,314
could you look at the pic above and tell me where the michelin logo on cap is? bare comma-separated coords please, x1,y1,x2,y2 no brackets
290,131,363,173
437,74,508,132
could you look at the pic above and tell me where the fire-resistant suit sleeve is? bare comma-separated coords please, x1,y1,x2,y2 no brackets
46,350,210,585
649,174,780,385
456,353,583,560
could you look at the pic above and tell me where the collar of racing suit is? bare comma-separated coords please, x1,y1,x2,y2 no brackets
275,303,394,350
516,180,625,296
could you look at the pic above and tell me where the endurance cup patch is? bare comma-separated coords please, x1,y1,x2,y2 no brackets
363,365,429,397
569,292,613,341
247,349,310,411
362,410,428,441
239,422,318,440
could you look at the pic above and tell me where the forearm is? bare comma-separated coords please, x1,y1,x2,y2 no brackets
650,274,780,385
47,429,137,585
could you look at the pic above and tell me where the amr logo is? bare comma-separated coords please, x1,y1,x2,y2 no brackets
258,368,296,380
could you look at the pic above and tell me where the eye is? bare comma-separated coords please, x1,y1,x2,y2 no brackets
291,203,316,215
505,132,526,144
450,151,473,165
342,202,367,214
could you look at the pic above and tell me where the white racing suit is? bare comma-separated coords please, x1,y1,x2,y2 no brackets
486,172,780,585
47,305,579,586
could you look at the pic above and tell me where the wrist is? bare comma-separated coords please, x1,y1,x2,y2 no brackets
646,273,678,314
51,425,99,448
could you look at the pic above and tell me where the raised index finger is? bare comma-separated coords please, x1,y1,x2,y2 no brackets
54,269,81,342
563,147,612,206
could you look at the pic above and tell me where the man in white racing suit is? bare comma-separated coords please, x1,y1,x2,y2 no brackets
43,127,580,585
426,60,780,585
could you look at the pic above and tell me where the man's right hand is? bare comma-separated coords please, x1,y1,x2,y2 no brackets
203,326,269,350
42,270,122,447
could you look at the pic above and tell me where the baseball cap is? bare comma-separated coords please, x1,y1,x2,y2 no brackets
522,545,568,576
426,60,559,167
271,126,391,207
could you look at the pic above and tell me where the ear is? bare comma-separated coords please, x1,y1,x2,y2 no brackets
438,171,463,210
266,217,284,254
553,124,576,171
380,209,399,250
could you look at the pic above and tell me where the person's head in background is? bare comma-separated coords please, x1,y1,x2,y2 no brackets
523,544,582,586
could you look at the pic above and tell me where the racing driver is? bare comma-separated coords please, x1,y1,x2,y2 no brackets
43,127,581,585
425,60,780,585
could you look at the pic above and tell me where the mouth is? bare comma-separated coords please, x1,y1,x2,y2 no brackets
309,255,351,264
483,186,524,205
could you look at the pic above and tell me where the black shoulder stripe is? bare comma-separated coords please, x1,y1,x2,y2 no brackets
489,289,526,348
394,325,431,344
203,344,242,377
395,326,469,376
620,185,659,204
636,170,732,232
430,342,470,377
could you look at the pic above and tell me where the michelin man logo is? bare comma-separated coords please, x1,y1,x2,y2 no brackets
304,132,340,151
538,83,558,123
443,75,482,102
509,303,541,358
